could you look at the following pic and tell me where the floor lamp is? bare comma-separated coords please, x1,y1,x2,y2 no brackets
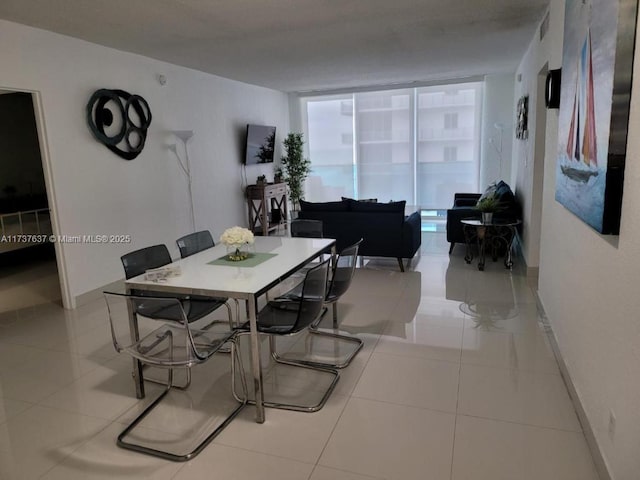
169,130,196,232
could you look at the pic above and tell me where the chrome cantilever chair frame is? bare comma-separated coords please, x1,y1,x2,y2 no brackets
231,260,339,412
121,244,235,389
104,292,247,462
272,239,364,369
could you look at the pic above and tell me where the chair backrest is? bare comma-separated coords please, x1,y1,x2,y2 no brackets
327,238,362,301
176,230,215,258
103,292,228,365
290,259,330,332
290,219,323,238
121,244,172,279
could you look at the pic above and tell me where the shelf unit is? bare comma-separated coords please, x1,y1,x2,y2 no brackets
246,182,288,236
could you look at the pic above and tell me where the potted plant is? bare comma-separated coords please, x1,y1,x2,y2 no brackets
475,193,501,224
256,174,267,185
281,133,311,211
273,166,284,183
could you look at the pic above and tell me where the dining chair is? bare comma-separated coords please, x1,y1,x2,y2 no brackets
121,244,234,387
103,292,247,461
176,231,241,323
290,218,323,238
121,244,233,326
287,218,325,279
176,230,215,258
231,259,339,412
270,238,364,368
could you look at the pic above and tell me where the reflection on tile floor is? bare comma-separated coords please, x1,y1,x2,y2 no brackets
0,233,600,479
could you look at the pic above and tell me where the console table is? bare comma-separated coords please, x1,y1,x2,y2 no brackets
461,219,520,271
246,182,288,236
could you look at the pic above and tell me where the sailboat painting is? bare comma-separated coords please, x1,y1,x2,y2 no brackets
556,0,636,234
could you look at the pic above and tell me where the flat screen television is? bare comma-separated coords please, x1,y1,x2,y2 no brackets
244,124,276,164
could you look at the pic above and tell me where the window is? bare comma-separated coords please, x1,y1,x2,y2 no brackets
444,113,458,129
302,81,482,208
444,146,457,162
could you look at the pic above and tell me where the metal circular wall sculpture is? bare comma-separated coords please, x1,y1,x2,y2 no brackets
86,89,152,160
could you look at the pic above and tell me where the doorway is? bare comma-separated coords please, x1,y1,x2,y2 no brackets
0,90,65,313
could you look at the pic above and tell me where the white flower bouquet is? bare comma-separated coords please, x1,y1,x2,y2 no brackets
220,226,254,261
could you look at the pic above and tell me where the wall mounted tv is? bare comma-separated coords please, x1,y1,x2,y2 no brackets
244,124,276,164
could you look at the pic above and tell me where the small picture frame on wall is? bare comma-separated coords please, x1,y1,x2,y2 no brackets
516,95,529,139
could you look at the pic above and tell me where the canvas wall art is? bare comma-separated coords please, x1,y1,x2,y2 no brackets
555,0,637,234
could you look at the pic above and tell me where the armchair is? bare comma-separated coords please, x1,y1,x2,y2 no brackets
446,181,520,254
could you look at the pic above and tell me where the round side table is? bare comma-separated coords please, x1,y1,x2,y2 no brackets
460,219,521,271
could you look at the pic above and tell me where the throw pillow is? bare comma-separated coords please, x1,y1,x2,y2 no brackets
341,196,378,203
351,200,406,213
478,182,498,203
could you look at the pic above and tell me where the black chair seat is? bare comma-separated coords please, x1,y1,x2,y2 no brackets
128,289,227,324
240,303,300,335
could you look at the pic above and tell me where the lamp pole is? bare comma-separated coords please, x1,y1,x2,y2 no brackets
170,130,196,232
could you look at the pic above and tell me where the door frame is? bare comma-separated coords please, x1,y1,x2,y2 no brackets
2,85,73,309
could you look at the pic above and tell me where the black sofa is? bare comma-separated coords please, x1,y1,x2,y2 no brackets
446,181,520,254
298,199,421,271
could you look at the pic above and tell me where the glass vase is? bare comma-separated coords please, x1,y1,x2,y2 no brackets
226,243,250,261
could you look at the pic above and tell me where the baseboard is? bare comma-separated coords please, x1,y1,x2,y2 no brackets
74,279,125,307
534,293,612,480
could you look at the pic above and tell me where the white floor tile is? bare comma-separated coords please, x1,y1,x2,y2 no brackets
457,363,581,431
353,352,459,412
376,321,463,363
319,397,455,480
461,329,560,374
215,393,348,464
172,443,314,479
0,405,109,480
38,357,148,421
0,396,33,424
39,423,183,479
452,415,599,480
310,465,385,480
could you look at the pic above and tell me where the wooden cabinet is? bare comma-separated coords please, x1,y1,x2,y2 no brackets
246,182,288,236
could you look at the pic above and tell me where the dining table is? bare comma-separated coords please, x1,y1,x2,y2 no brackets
124,235,336,423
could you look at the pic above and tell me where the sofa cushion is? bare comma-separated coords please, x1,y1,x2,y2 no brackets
299,199,349,212
350,200,406,213
342,196,378,203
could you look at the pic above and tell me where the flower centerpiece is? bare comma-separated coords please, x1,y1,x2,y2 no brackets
220,226,255,261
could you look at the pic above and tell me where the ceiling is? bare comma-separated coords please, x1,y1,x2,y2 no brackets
0,0,549,93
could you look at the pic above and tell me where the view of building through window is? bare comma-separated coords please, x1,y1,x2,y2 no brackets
302,82,482,209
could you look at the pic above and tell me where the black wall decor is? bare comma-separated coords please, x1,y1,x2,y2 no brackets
545,69,562,109
86,89,152,160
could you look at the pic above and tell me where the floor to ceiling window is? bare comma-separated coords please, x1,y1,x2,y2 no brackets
302,81,483,209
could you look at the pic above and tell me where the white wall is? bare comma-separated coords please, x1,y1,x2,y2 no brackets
0,19,289,305
480,74,515,188
512,7,561,270
518,1,640,478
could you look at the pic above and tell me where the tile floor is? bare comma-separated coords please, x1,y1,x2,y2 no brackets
0,233,600,479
